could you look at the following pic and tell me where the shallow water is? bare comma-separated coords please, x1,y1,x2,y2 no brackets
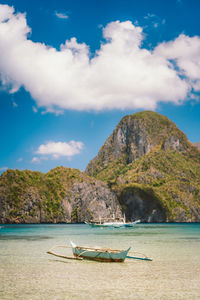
0,223,200,299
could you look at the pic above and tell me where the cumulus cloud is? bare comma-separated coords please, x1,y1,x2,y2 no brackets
35,141,84,159
0,5,199,112
155,34,200,91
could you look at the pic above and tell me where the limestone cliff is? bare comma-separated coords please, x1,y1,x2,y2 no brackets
0,167,122,224
86,111,190,176
85,111,200,222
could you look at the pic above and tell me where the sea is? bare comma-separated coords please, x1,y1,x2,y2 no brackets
0,223,200,300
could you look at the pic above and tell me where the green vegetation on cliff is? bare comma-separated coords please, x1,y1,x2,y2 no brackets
86,111,200,222
0,166,121,224
0,167,92,223
86,111,190,177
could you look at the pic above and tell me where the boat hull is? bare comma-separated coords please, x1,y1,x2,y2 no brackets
71,242,130,262
86,220,140,228
73,253,125,262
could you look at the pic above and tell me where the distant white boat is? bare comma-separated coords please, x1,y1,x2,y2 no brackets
85,215,140,228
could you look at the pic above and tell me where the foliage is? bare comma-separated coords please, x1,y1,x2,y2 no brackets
0,166,94,223
86,111,200,221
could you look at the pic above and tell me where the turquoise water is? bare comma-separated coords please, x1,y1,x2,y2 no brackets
0,223,200,299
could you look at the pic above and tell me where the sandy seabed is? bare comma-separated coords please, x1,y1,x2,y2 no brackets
0,223,200,299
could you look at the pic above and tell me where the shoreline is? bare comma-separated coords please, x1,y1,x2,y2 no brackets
1,221,200,225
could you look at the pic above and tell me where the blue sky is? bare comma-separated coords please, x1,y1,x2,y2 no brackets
0,0,200,174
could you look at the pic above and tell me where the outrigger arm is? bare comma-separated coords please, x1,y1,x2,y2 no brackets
126,255,152,261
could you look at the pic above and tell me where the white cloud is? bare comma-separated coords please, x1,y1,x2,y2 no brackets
35,141,84,159
0,4,14,22
17,157,23,162
0,5,199,112
55,11,68,20
155,34,200,91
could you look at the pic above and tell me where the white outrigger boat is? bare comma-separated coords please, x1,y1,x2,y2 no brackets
86,215,140,228
47,241,152,262
71,241,130,262
86,220,140,228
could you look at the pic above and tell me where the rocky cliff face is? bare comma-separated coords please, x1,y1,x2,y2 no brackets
86,111,189,177
0,167,122,224
63,180,121,223
119,186,167,222
85,111,200,222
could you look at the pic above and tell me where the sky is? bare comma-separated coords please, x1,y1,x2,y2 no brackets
0,0,200,174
